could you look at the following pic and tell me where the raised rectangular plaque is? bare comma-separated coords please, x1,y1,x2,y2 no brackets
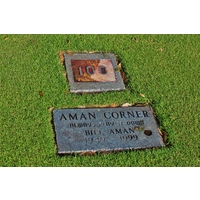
71,59,116,82
64,53,125,93
53,106,165,154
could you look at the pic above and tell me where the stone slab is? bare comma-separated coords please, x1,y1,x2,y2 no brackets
53,106,165,154
64,53,125,93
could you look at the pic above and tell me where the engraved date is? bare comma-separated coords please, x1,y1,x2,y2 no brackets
120,135,138,141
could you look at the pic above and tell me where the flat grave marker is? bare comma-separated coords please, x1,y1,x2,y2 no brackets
64,53,125,93
53,106,165,154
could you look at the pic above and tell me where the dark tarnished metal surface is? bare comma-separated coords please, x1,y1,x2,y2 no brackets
53,106,165,154
64,53,125,93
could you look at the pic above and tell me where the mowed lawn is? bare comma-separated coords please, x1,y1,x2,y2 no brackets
0,34,199,166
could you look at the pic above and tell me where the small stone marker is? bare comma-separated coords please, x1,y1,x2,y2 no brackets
64,53,125,93
53,106,165,154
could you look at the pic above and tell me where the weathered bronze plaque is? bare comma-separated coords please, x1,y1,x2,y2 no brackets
71,59,116,82
53,106,165,154
64,53,125,93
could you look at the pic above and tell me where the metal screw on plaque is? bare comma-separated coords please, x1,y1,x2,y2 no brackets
144,130,152,136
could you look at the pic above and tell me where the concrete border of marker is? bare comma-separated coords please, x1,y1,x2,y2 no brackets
64,52,125,93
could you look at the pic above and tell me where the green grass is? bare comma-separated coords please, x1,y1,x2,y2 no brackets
1,34,199,166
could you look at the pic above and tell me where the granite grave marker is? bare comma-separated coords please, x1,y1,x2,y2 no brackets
53,106,165,154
